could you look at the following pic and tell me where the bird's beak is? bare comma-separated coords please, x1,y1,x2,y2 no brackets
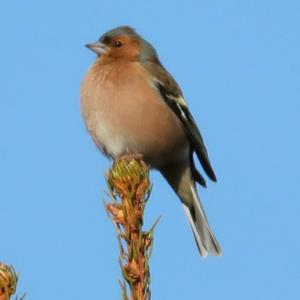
85,41,108,55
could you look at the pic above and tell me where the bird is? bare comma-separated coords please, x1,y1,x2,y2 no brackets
81,26,222,257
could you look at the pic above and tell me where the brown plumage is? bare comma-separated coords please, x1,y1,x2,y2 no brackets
81,26,222,257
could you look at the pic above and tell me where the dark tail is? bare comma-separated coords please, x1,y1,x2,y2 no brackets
161,164,222,257
182,184,222,257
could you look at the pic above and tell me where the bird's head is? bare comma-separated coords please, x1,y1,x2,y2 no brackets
86,26,158,62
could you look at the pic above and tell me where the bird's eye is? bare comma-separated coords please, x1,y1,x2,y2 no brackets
114,40,123,48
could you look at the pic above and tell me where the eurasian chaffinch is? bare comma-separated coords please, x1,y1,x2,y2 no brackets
81,26,222,257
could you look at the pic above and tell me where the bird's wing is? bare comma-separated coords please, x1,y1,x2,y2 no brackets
143,61,217,182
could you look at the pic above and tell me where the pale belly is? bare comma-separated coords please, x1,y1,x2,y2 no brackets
81,62,190,168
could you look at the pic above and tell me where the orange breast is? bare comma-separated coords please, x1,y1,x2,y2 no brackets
81,60,189,168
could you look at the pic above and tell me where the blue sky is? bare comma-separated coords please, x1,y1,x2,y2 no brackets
1,0,299,299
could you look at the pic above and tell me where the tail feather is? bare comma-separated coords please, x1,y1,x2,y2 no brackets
161,163,222,257
183,185,222,257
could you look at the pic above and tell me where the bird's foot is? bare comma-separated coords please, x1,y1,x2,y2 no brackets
118,153,144,162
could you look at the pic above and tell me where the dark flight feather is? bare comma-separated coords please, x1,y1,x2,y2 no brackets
155,81,217,182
